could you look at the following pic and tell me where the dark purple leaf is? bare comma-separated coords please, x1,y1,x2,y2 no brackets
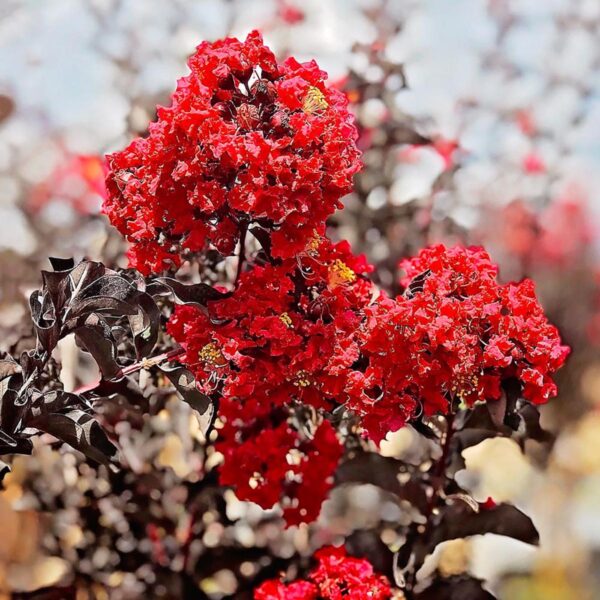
404,269,431,298
29,290,60,354
0,388,28,437
28,390,83,417
0,437,33,456
0,428,17,448
150,277,231,308
336,452,428,513
28,410,116,466
0,459,9,483
486,392,507,428
416,576,496,599
249,227,273,259
64,296,138,325
430,503,539,549
128,292,161,358
159,364,214,434
77,274,137,303
517,403,553,444
48,257,75,272
74,314,122,380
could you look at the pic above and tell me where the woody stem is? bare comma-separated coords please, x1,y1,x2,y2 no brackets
74,346,185,394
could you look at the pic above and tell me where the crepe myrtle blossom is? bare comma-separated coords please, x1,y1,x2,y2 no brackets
362,244,570,417
109,30,569,529
104,30,360,274
166,234,417,449
254,545,392,599
168,241,568,523
167,236,374,525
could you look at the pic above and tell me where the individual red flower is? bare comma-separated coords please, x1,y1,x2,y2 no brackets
254,545,392,599
277,1,305,25
104,30,360,274
522,152,546,174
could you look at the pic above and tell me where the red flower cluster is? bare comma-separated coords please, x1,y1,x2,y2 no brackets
168,243,568,520
104,31,360,274
254,545,392,599
167,236,373,403
219,416,343,525
167,236,373,524
362,245,570,416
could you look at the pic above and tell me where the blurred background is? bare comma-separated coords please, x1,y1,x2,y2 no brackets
1,0,600,598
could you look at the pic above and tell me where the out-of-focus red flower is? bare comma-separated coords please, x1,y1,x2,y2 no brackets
496,200,539,261
277,1,305,25
493,195,594,268
522,153,546,174
254,545,392,599
104,30,360,274
515,109,536,137
29,154,106,215
537,196,594,266
432,137,459,170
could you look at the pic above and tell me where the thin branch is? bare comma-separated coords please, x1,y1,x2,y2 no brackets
234,222,248,288
74,346,185,395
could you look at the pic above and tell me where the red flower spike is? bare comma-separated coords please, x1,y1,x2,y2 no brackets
104,30,361,274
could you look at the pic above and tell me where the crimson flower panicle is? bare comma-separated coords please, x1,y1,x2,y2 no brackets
254,545,392,599
362,245,569,423
104,31,361,274
167,236,373,524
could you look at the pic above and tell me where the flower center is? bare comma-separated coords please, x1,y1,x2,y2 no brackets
302,86,328,114
293,370,312,388
328,259,357,287
199,342,226,367
279,312,293,328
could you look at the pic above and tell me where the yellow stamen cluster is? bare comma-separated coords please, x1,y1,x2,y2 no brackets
279,312,293,328
450,375,479,400
302,86,328,114
328,259,357,288
306,233,322,256
293,370,311,388
199,343,226,367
